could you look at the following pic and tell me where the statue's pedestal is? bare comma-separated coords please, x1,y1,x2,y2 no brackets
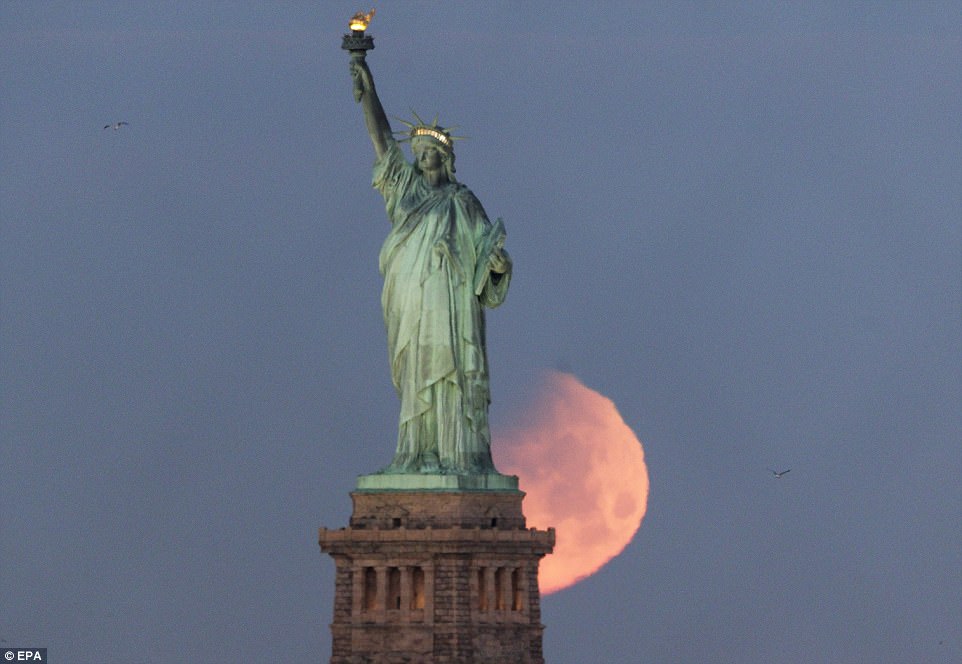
319,483,554,663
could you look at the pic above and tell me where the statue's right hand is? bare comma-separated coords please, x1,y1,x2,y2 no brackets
349,61,371,88
348,61,362,102
349,60,372,103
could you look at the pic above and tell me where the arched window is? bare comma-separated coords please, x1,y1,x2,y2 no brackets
363,567,377,611
495,568,506,610
387,567,401,610
411,567,425,610
477,568,488,610
511,568,523,611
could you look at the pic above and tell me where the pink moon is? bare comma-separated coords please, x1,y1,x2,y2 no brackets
493,371,650,594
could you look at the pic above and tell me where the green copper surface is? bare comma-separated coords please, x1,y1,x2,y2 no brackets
348,43,513,485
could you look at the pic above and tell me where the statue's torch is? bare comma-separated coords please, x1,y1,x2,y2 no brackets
341,9,375,102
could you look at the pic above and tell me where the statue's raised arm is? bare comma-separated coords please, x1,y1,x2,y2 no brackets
349,59,392,159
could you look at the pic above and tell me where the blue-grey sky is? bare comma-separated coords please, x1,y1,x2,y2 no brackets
2,3,959,663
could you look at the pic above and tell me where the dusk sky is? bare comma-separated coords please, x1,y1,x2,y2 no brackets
2,3,960,663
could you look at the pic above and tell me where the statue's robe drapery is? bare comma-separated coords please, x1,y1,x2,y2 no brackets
373,141,510,473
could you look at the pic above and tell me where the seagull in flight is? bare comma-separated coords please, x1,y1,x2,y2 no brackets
104,121,129,130
768,468,791,478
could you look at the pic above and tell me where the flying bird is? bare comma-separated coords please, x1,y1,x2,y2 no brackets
768,468,791,478
103,122,129,130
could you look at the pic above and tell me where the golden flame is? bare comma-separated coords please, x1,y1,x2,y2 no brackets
349,8,375,32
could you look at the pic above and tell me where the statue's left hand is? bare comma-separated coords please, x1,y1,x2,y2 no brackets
488,248,509,274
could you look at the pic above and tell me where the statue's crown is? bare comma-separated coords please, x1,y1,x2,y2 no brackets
396,111,465,153
412,125,453,149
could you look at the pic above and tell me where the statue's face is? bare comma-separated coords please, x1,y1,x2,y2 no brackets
416,144,443,171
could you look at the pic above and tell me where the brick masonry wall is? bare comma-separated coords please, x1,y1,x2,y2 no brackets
319,490,554,664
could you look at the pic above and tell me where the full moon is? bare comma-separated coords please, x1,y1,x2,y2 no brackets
492,371,649,594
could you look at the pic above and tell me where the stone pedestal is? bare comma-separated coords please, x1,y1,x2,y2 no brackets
319,486,555,663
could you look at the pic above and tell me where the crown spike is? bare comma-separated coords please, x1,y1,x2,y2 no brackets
410,109,428,127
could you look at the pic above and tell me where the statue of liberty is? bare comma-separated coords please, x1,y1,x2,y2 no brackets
348,52,512,477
